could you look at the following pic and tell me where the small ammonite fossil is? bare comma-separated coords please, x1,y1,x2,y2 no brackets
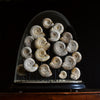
59,70,67,79
39,64,52,77
62,56,76,70
51,23,64,34
72,51,82,63
21,47,32,59
35,48,50,62
53,41,68,56
67,40,79,53
24,36,34,47
16,64,26,76
49,30,60,42
43,18,54,29
50,56,62,69
35,37,50,50
70,67,81,80
24,58,38,72
30,25,45,39
60,32,73,44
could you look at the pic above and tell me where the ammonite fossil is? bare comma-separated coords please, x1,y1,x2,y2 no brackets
35,37,50,50
43,18,54,29
16,64,26,76
62,56,76,70
67,40,79,53
51,23,64,34
60,32,73,44
53,41,68,56
24,58,38,72
24,36,34,47
49,56,62,69
30,25,45,39
70,67,81,80
35,48,50,62
21,47,32,58
49,30,60,42
39,64,52,77
59,70,67,79
72,51,82,63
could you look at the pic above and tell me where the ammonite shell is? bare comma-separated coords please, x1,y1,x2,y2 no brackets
30,25,45,39
53,41,68,56
51,23,64,34
67,40,79,53
59,70,67,79
72,51,82,63
50,56,62,69
60,32,73,43
35,37,50,50
62,56,76,70
43,18,54,29
24,36,34,47
35,48,50,62
70,67,81,80
49,30,60,42
24,58,38,72
39,64,52,77
16,64,26,76
21,47,32,58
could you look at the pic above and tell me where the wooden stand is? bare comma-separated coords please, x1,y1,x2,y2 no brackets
0,92,100,100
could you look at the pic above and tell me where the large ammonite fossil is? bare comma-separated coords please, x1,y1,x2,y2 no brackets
15,11,83,82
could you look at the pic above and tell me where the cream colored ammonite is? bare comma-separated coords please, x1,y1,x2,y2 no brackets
24,58,38,72
59,71,67,79
39,64,52,77
50,56,62,69
24,36,34,47
60,32,73,43
35,37,50,50
35,48,50,62
51,23,64,34
30,25,45,39
62,56,76,70
67,40,79,53
53,41,68,56
49,30,60,42
21,47,32,58
72,51,82,63
43,18,54,29
16,64,26,76
70,67,81,80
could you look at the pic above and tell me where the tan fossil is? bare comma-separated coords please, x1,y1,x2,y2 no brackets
49,30,60,42
51,23,64,34
35,37,50,50
60,32,73,43
24,36,34,47
39,64,52,77
43,18,54,29
35,48,50,62
67,40,79,53
62,56,76,70
30,25,45,39
16,64,26,76
24,58,38,72
21,47,32,58
53,41,68,56
50,56,62,69
70,67,81,80
59,70,67,79
72,51,82,63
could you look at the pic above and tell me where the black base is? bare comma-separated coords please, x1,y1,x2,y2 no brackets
10,83,86,92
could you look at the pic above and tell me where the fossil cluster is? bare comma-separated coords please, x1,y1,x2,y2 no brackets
17,18,82,80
